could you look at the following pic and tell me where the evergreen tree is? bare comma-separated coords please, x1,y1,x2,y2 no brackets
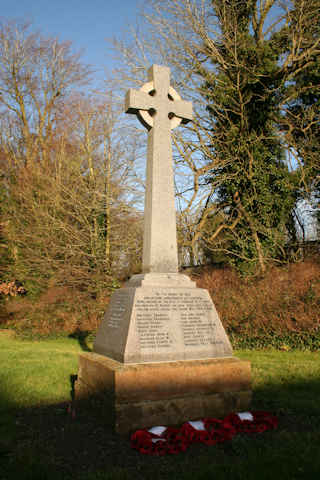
198,0,301,273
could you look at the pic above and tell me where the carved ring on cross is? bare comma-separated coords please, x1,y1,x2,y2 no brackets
139,81,183,130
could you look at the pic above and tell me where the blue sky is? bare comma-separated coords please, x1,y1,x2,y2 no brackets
0,0,144,86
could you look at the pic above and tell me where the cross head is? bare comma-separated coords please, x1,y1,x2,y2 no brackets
125,64,192,131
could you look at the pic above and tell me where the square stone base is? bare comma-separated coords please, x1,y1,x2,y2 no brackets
75,353,251,434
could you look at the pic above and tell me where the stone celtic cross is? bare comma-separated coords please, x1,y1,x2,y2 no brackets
125,64,192,273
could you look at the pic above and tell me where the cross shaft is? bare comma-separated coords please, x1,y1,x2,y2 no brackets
125,65,192,273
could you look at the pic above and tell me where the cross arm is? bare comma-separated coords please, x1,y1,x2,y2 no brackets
125,89,153,114
171,100,193,124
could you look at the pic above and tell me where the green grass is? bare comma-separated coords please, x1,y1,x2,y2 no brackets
0,332,81,410
0,331,82,458
1,331,320,480
237,349,320,414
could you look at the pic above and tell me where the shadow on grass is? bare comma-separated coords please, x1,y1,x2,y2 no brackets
1,375,320,479
68,328,92,352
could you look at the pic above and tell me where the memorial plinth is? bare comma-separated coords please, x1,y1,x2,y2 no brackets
75,354,251,434
75,65,251,434
93,273,233,363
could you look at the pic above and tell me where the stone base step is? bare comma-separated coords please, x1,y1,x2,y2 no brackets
75,353,251,434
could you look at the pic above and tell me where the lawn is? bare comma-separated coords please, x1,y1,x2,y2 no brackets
1,330,320,480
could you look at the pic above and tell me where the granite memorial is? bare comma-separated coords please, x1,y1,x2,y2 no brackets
76,65,251,433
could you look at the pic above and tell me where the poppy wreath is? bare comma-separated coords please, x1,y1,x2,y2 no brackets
225,411,278,434
131,411,278,455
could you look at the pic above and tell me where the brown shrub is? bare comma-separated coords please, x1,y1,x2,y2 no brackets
2,258,319,338
3,286,109,336
193,259,320,335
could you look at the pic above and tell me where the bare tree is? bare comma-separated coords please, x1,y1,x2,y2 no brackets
0,20,92,167
0,20,143,295
3,91,143,293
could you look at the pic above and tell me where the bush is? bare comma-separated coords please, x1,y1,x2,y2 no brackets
193,258,320,351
